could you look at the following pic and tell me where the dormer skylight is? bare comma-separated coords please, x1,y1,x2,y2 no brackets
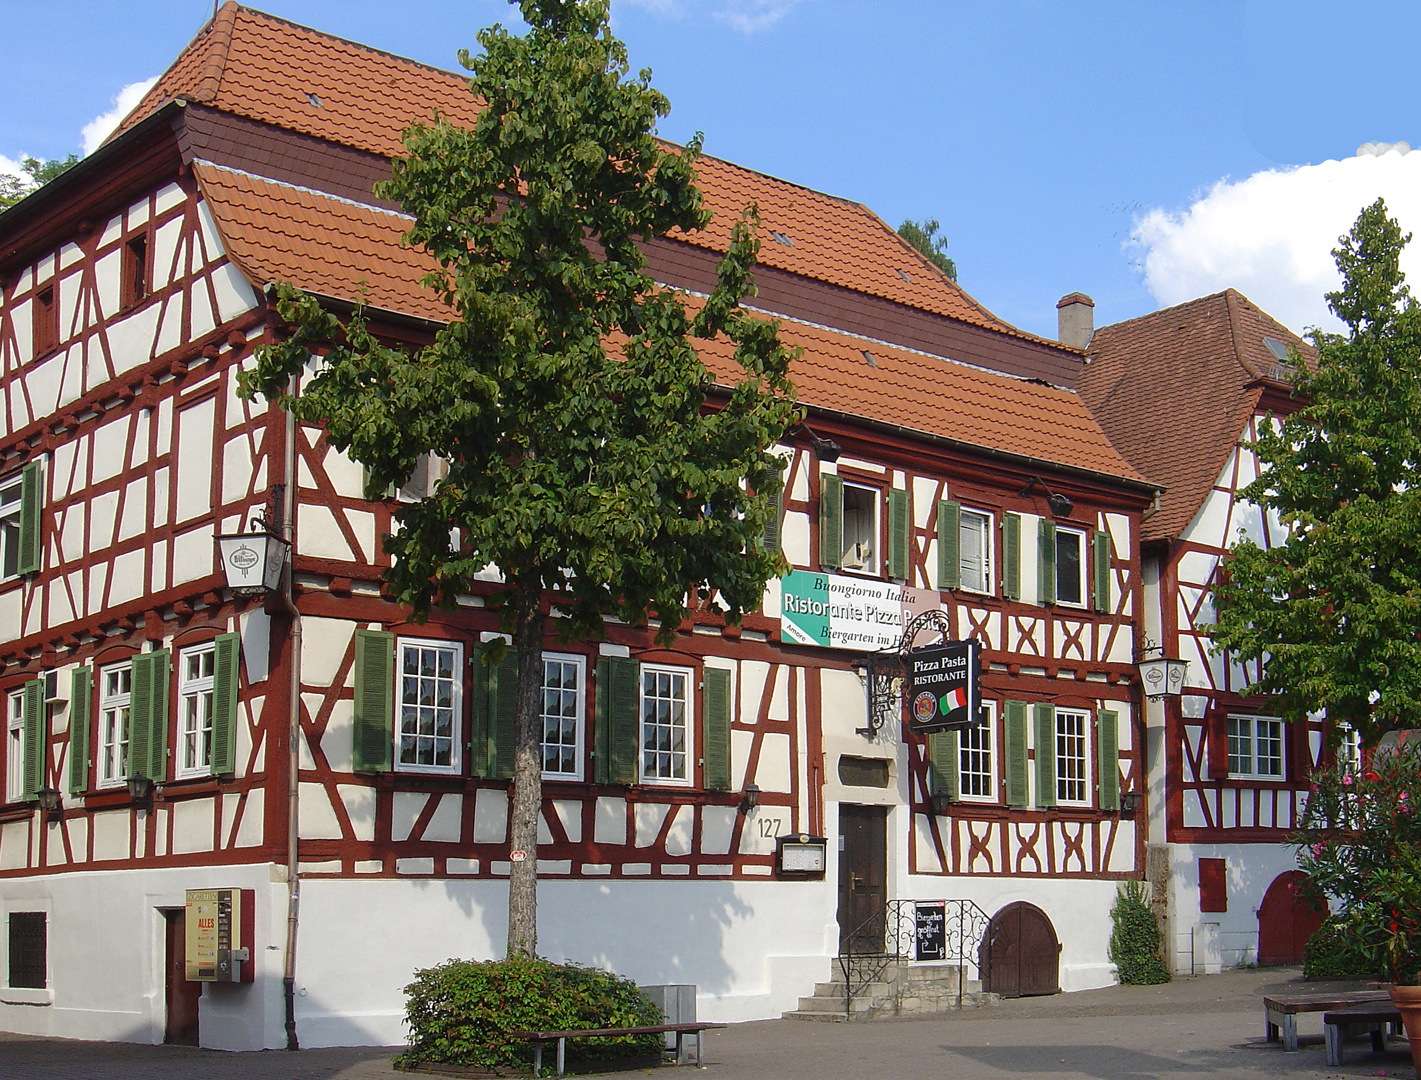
1262,337,1290,362
769,231,794,247
895,268,911,282
306,92,325,108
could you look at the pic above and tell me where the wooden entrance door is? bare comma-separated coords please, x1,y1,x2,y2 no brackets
164,909,201,1045
981,901,1060,997
837,805,887,953
1257,870,1327,966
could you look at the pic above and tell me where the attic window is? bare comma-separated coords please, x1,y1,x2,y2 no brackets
1262,337,1290,362
769,231,794,247
860,350,878,368
306,92,324,108
896,268,911,282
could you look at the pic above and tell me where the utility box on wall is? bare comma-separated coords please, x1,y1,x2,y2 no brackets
185,888,255,983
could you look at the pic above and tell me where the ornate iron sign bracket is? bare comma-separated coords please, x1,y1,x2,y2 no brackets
855,609,955,738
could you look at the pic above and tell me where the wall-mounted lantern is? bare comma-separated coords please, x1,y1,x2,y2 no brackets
928,792,956,817
216,522,289,596
1019,476,1074,517
127,775,156,803
35,786,62,821
1135,640,1188,700
738,784,761,815
1120,790,1144,816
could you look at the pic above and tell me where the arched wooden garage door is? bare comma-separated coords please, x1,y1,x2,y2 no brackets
980,901,1061,997
1257,870,1328,966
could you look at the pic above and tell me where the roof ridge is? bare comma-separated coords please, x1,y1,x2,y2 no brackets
1222,288,1258,381
234,4,471,82
193,1,240,103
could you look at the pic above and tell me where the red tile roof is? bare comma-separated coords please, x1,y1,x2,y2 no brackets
1079,289,1315,540
195,161,1142,483
122,4,1068,352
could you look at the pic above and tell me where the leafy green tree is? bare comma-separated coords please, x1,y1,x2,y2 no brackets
1213,200,1421,745
897,217,957,281
0,154,80,208
243,0,798,957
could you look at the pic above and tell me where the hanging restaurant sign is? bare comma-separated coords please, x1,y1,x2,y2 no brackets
906,640,980,734
779,570,941,652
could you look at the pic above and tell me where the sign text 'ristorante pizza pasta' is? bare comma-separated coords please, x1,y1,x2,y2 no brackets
906,641,980,734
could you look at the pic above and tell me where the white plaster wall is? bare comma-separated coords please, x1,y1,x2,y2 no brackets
0,863,285,1050
1164,841,1300,973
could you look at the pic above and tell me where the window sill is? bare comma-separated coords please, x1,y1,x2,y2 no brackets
0,987,51,1006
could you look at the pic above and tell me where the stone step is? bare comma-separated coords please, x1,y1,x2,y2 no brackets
783,1009,850,1022
795,990,879,1012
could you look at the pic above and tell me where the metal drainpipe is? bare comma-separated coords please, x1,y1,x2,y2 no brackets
278,374,302,1051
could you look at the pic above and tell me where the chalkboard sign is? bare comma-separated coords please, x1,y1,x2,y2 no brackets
914,902,946,961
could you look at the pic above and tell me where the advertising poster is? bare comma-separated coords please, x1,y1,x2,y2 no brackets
906,640,980,734
779,570,940,651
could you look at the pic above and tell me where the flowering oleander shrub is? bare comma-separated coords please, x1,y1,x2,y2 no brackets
1296,738,1421,984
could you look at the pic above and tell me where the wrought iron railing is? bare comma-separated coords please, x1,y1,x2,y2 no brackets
838,898,992,1019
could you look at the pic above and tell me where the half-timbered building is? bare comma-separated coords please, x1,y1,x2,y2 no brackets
0,4,1157,1048
1079,289,1327,974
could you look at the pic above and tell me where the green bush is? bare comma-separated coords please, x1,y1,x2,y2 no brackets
395,956,664,1072
1304,914,1378,980
1109,880,1172,985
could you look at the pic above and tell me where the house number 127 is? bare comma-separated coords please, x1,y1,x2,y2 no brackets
758,818,782,839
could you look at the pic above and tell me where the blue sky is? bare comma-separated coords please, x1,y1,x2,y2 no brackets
3,0,1419,339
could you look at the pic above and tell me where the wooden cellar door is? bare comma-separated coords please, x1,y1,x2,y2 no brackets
982,901,1061,997
164,908,201,1046
837,804,888,953
1257,870,1327,966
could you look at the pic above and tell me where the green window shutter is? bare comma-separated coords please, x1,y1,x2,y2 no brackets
128,654,153,781
470,643,492,778
209,633,241,776
1034,702,1057,808
1004,700,1028,806
887,487,909,580
761,490,783,554
1093,529,1112,613
819,473,843,570
702,667,732,791
1037,519,1057,606
146,650,170,781
1002,513,1021,600
927,729,959,801
1097,710,1120,811
68,667,92,795
492,649,518,780
352,629,394,773
22,679,45,800
608,656,640,784
937,500,961,592
17,460,42,575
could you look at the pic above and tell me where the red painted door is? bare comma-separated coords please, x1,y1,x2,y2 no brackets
1257,870,1327,966
982,902,1060,997
164,909,201,1045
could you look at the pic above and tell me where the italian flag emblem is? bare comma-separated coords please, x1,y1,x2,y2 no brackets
940,686,967,713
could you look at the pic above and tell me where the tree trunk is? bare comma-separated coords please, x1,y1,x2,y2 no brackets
506,572,544,958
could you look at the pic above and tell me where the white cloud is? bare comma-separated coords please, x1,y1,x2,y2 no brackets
0,153,27,181
80,77,158,156
1131,147,1421,335
614,0,801,32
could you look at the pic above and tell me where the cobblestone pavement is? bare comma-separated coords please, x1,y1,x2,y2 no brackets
3,967,1415,1080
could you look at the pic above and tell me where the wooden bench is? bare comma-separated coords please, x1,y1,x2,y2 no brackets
1323,1004,1404,1066
1263,990,1392,1051
509,1021,727,1078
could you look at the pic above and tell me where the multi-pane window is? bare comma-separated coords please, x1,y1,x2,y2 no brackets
1338,724,1362,774
1055,528,1086,607
640,664,692,784
397,639,461,772
1229,715,1285,778
99,663,132,787
0,475,21,580
1055,708,1089,803
5,690,23,803
541,653,585,779
959,509,992,594
7,912,46,990
959,703,996,799
178,644,216,778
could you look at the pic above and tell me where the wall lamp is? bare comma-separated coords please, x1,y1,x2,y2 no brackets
1120,790,1144,816
1019,476,1074,517
127,775,156,803
798,424,841,462
36,787,62,821
739,784,761,815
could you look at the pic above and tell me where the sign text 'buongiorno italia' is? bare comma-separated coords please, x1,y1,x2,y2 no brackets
779,570,941,651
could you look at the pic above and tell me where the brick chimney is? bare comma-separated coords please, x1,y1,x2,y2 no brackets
1057,292,1095,350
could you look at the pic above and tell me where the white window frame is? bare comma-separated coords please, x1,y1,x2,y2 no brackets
1055,526,1087,608
1338,723,1362,774
639,663,693,786
176,642,216,779
959,508,993,595
1228,714,1285,780
0,475,21,583
958,700,996,802
395,638,463,775
6,690,24,803
540,652,585,780
98,662,132,789
1055,707,1091,805
839,481,880,577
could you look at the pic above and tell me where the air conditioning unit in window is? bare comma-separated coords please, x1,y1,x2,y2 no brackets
841,542,872,571
43,670,67,705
